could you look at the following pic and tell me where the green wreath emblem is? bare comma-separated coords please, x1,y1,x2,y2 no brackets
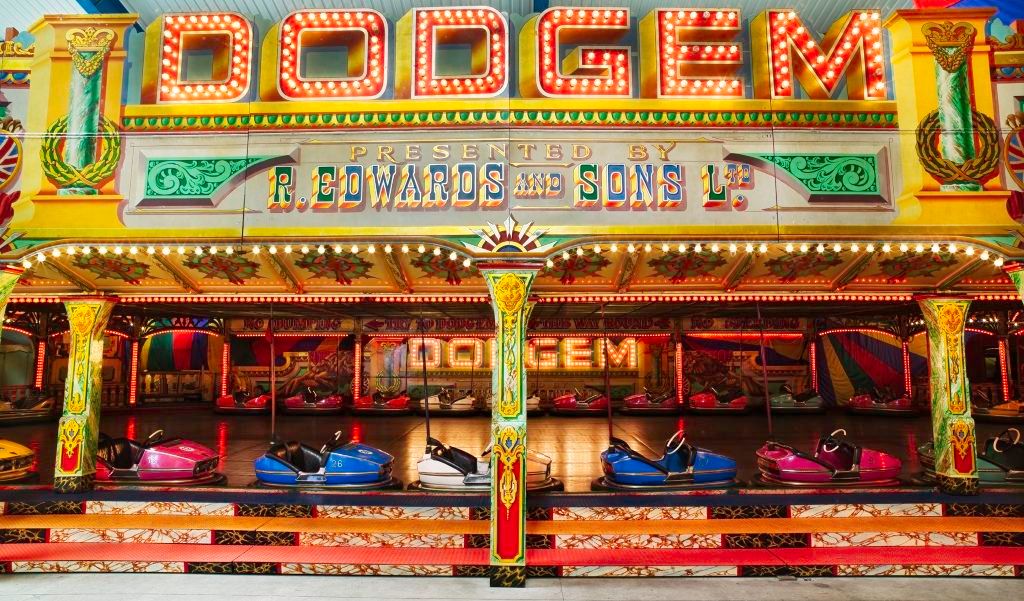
915,109,999,185
41,115,121,189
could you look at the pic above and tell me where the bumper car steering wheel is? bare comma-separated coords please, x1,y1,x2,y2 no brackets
821,428,847,454
993,428,1022,453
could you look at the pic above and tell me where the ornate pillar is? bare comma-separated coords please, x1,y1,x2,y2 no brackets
11,15,136,235
916,296,978,495
482,265,538,588
1005,264,1024,399
54,296,116,493
885,9,1009,227
0,266,24,326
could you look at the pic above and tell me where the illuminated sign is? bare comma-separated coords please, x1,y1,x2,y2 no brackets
141,7,887,104
404,336,640,369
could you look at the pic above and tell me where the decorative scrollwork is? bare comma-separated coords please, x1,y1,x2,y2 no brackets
144,158,259,199
761,155,878,194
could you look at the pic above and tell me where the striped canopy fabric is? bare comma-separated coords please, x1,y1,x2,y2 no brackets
816,330,928,406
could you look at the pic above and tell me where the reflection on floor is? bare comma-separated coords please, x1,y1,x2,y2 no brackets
2,408,1015,491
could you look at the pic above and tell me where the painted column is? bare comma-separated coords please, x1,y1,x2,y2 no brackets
884,9,1008,226
1004,264,1024,399
60,28,109,195
482,266,538,588
11,15,136,234
53,297,115,493
916,296,978,495
0,266,23,331
930,23,977,192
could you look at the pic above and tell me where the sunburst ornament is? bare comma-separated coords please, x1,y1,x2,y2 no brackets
464,214,554,254
412,251,480,285
183,254,260,285
295,251,373,285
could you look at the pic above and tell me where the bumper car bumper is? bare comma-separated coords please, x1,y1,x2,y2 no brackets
214,405,269,414
0,410,56,425
96,471,228,487
281,404,344,415
847,405,918,416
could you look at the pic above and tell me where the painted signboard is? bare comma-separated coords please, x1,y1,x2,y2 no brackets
1,4,1018,244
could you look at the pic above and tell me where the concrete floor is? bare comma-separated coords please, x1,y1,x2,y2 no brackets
4,406,1016,490
2,573,1023,601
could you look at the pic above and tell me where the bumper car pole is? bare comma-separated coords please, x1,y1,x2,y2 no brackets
268,307,277,443
602,304,613,441
419,317,431,449
756,301,774,437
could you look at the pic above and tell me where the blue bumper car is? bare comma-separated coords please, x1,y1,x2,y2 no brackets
254,431,400,489
593,430,737,490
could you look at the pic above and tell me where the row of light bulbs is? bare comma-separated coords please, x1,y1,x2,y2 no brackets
21,242,474,269
20,240,1010,271
545,241,1007,268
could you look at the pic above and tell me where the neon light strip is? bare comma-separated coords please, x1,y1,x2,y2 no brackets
234,331,348,338
2,326,35,338
901,340,911,397
49,329,131,339
353,337,362,400
128,340,140,406
675,341,684,404
33,341,45,389
686,331,804,340
809,339,818,392
220,341,230,398
141,328,223,339
999,338,1011,402
817,327,897,339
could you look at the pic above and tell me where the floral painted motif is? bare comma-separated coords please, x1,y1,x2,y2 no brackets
182,254,259,285
648,251,727,284
295,252,372,285
542,253,610,285
411,252,479,286
879,253,958,283
72,255,149,285
764,252,842,283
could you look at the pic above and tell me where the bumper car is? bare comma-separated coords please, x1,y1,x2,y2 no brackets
0,439,35,482
281,387,344,415
971,390,1024,423
254,430,400,489
593,430,736,490
0,392,57,425
769,384,826,414
917,428,1024,486
419,387,478,416
411,437,561,491
483,391,544,415
687,385,749,414
756,428,902,487
551,386,609,416
96,430,223,486
847,387,917,416
351,390,412,416
619,388,681,415
214,389,271,414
